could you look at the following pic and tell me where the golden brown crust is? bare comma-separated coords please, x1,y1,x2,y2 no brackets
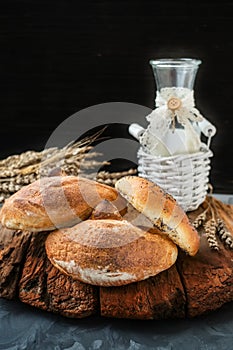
91,200,123,221
116,176,200,256
0,176,126,232
45,219,178,287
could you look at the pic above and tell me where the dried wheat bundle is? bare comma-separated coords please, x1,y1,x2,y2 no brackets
0,132,137,203
216,218,233,249
90,168,137,186
192,194,233,251
192,211,208,229
204,218,220,251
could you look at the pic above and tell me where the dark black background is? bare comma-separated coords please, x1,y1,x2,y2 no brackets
1,0,233,193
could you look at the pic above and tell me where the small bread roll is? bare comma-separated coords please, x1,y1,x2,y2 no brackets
0,176,126,232
45,219,178,286
115,176,200,256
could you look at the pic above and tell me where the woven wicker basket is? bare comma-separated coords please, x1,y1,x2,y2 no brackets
137,144,213,212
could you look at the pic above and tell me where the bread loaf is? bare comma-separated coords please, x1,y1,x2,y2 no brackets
116,176,200,256
0,176,126,232
45,219,178,286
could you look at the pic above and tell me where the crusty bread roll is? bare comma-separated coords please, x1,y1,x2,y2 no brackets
0,176,126,232
115,176,200,256
45,219,178,286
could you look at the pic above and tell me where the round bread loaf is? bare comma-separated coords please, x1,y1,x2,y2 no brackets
115,176,200,256
45,219,178,286
0,176,126,232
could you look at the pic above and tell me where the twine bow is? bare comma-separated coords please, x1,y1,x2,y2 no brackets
155,87,203,128
141,87,204,155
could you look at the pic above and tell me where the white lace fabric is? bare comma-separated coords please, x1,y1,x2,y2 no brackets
140,87,204,156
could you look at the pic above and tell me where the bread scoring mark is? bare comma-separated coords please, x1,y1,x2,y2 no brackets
54,259,137,286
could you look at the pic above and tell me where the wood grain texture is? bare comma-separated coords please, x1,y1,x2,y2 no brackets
0,197,233,319
18,231,99,318
179,198,233,317
100,265,186,320
0,225,32,299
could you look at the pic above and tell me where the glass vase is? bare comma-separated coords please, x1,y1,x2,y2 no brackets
150,58,201,91
140,58,203,156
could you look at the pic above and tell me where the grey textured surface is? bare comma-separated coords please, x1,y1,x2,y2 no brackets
213,194,233,205
0,194,232,350
0,298,233,350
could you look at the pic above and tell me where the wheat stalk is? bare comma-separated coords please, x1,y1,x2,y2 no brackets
204,218,219,251
192,196,221,251
192,210,208,229
216,218,233,249
0,131,137,203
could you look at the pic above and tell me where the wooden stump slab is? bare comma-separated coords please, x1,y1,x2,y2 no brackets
178,197,233,317
0,196,233,319
100,265,185,319
18,232,99,318
0,226,32,299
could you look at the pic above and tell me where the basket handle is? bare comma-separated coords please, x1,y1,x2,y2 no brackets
197,118,216,148
128,123,145,141
198,118,216,138
129,118,216,147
